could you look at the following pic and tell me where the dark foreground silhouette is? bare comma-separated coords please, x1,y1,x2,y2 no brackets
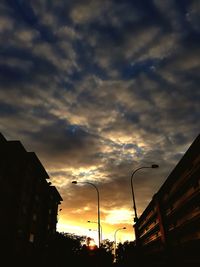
2,232,200,267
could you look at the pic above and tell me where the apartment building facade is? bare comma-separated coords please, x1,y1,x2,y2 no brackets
0,133,62,264
135,134,200,264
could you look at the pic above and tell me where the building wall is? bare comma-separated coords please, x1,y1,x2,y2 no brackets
0,133,62,263
136,134,200,258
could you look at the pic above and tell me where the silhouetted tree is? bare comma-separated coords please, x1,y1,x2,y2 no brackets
115,241,139,267
101,239,114,253
36,232,122,267
76,239,114,267
43,231,86,267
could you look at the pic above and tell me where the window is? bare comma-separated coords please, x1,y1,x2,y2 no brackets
33,214,37,221
22,206,27,214
29,233,34,243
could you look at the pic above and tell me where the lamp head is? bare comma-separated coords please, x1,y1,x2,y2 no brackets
72,181,77,184
151,164,159,168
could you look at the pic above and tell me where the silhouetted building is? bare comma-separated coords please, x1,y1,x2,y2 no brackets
136,134,200,266
0,133,62,264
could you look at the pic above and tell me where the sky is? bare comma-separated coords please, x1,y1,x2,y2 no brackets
0,0,200,244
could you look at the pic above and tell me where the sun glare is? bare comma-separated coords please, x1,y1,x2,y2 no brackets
104,209,132,224
88,239,96,249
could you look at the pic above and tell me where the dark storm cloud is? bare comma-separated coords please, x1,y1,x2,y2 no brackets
21,119,104,168
0,0,200,236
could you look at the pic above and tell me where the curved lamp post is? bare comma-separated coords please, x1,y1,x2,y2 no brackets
130,164,159,243
87,220,103,242
114,227,126,261
72,181,101,248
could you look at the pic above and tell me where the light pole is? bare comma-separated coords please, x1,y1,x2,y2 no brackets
72,181,101,248
87,220,103,242
114,227,126,261
130,164,159,243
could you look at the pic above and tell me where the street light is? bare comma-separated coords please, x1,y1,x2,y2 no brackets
130,164,159,243
114,227,126,261
87,220,103,242
72,180,101,248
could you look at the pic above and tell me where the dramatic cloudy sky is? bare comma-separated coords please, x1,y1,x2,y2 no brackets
1,0,200,243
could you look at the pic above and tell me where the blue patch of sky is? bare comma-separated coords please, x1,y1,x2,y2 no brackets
90,22,124,44
1,39,60,79
182,72,200,89
53,4,73,26
68,70,84,83
72,41,108,80
116,103,140,124
127,143,143,157
123,143,135,150
0,51,58,87
6,0,37,26
123,112,140,124
0,64,31,86
0,102,20,116
120,59,161,80
1,46,34,60
144,65,176,93
121,0,171,31
183,31,200,48
30,106,57,120
58,80,76,92
65,125,79,135
6,0,59,43
177,0,200,32
65,124,89,137
116,0,192,37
